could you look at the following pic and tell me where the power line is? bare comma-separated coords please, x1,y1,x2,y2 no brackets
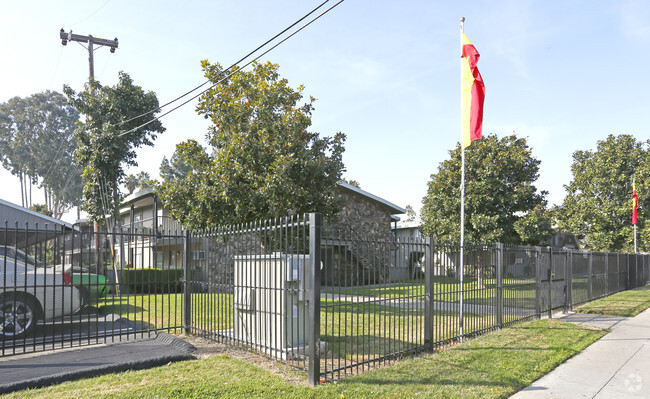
67,0,113,27
48,46,64,90
112,0,341,129
117,0,344,138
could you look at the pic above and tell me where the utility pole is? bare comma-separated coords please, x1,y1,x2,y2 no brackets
60,29,118,276
60,29,118,94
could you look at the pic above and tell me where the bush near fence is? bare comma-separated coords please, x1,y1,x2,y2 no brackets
116,268,184,294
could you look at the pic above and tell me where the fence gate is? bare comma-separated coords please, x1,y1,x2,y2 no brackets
538,248,568,316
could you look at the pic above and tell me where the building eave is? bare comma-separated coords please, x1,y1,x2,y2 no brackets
337,181,406,215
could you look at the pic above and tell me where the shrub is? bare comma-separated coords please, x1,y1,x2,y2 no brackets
119,268,184,294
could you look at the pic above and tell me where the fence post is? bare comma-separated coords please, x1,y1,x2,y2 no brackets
618,253,623,292
308,213,322,386
587,252,594,301
548,247,553,319
184,229,192,335
535,246,542,319
424,237,434,351
626,253,631,290
629,254,639,289
496,243,503,329
565,249,573,311
604,253,609,296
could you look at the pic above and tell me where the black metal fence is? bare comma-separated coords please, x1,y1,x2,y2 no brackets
0,221,186,357
1,215,649,386
185,215,649,384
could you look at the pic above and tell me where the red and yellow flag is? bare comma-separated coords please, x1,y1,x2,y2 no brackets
461,32,485,149
633,184,639,225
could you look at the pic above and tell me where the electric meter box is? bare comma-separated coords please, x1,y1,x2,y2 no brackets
233,253,312,358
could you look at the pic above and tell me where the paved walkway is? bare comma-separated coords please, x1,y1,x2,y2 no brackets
0,332,196,394
511,309,650,398
322,292,531,315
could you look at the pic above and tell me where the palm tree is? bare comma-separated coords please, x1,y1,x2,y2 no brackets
125,174,138,195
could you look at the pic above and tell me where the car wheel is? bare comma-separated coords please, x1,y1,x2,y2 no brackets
0,294,39,340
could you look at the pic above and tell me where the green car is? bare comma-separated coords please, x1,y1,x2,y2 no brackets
70,267,108,304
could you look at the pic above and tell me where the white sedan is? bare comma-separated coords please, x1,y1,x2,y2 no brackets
0,246,83,340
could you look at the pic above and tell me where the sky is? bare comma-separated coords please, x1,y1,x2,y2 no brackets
1,0,649,224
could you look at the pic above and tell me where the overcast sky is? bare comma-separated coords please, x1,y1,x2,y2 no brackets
1,0,649,223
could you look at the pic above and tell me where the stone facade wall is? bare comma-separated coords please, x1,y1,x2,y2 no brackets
320,189,397,285
330,189,393,238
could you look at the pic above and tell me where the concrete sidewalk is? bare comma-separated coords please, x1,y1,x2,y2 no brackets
511,309,650,398
0,332,196,395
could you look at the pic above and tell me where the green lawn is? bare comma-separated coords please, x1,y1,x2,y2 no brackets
4,319,605,399
323,277,537,308
576,284,650,317
320,301,497,365
99,293,234,333
102,279,537,335
102,293,503,366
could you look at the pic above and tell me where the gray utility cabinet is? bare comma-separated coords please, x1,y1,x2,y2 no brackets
233,253,311,359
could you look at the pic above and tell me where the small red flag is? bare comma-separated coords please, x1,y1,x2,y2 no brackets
632,186,638,225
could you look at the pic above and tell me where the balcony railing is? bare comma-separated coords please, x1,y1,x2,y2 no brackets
121,216,184,234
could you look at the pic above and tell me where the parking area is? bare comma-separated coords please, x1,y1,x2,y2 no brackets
1,305,148,356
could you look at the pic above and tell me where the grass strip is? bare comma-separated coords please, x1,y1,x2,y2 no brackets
576,284,650,317
4,319,605,399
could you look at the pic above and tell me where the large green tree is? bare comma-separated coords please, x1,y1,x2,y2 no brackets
421,134,550,244
159,148,193,183
557,134,649,252
158,61,346,228
0,91,82,217
64,72,165,223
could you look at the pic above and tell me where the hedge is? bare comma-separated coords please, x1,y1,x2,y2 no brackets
118,268,184,294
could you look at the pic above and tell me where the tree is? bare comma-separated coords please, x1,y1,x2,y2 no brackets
421,134,550,244
159,149,193,182
64,72,165,224
124,171,154,195
0,91,82,217
404,205,416,222
557,134,649,252
124,174,138,195
158,61,346,228
514,203,554,246
135,171,154,190
29,203,53,217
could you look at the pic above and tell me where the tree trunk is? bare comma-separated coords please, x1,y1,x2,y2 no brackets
53,195,62,220
20,171,25,207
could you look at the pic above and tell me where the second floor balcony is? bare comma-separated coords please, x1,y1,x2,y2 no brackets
121,216,184,234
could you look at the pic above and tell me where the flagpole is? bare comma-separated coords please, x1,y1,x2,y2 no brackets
634,177,637,254
459,16,466,340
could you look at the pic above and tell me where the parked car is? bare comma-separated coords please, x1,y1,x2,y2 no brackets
0,246,83,340
69,267,108,303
